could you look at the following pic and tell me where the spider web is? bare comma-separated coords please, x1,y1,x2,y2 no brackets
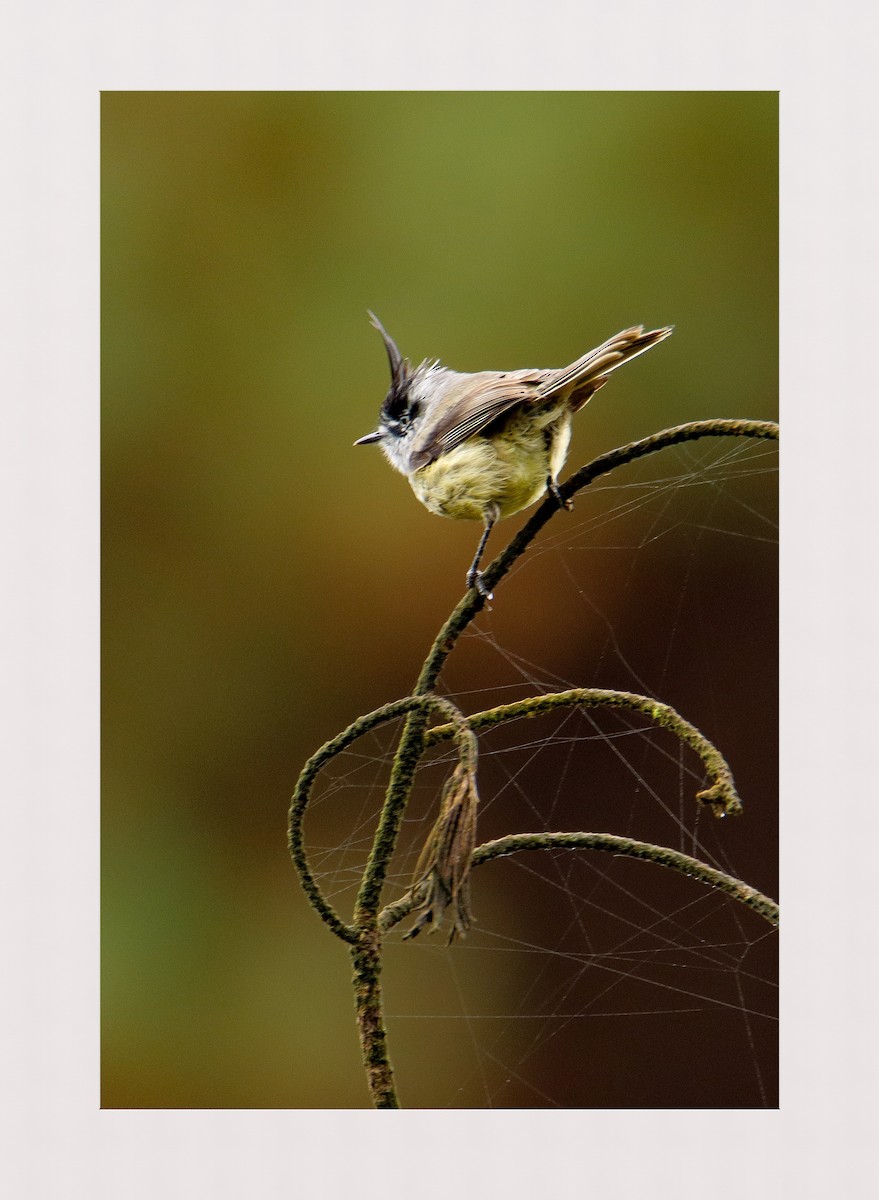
303,437,778,1108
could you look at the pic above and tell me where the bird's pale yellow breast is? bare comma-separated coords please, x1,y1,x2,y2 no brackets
410,405,572,521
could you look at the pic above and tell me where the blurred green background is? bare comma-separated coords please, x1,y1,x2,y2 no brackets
102,92,777,1108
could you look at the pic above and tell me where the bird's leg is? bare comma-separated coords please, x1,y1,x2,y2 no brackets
466,503,500,598
544,427,573,511
546,475,573,511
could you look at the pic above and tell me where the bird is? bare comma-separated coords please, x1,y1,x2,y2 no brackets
355,313,673,598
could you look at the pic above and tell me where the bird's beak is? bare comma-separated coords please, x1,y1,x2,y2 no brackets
354,430,383,446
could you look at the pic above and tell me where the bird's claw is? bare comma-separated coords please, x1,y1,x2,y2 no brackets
547,479,573,511
467,570,493,600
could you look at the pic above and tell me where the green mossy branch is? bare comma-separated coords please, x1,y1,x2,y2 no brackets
379,831,779,934
415,418,779,695
424,687,742,818
288,691,477,1109
288,693,477,946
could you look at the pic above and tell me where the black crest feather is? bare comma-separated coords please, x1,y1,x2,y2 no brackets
368,311,413,420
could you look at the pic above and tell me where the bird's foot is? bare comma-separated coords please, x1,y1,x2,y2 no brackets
466,569,493,600
547,478,573,511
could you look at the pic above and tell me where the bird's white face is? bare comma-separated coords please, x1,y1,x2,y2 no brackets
356,364,439,476
376,422,417,476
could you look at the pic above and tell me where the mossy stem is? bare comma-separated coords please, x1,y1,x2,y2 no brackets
416,418,779,694
379,831,779,932
291,417,778,1107
288,692,476,1107
424,687,742,817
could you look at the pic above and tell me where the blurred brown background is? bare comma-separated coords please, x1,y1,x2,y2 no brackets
102,91,777,1108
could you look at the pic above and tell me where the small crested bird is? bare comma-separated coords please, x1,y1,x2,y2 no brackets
355,313,673,597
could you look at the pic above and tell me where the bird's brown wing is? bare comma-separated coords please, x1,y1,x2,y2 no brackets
407,326,673,470
408,369,548,470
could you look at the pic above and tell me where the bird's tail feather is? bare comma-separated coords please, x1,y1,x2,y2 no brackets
543,325,673,403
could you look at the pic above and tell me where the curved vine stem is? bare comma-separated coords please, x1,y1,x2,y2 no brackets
288,691,477,1108
379,831,779,933
288,693,477,943
374,419,777,945
424,687,742,817
289,417,779,1108
415,418,779,694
